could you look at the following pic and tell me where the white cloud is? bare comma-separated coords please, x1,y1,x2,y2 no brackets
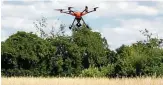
2,1,65,19
1,1,67,41
101,18,163,50
135,5,158,15
117,2,128,9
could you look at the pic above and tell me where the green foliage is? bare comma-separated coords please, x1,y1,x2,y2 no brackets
80,64,114,77
99,64,115,77
72,27,108,68
80,67,102,77
1,23,163,78
113,29,163,77
48,36,83,76
1,31,55,76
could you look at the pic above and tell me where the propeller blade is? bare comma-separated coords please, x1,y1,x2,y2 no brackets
68,7,74,10
68,7,74,8
54,9,65,11
94,7,99,11
94,7,99,9
54,9,66,12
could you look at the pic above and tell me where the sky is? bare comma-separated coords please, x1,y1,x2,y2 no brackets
1,0,163,50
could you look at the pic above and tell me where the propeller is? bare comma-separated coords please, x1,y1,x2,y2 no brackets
93,7,99,11
68,7,74,10
85,6,88,12
54,9,65,12
85,6,88,9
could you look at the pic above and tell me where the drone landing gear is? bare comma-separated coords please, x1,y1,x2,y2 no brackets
69,18,90,30
86,25,89,28
81,18,89,29
69,23,81,29
69,24,89,29
69,18,76,29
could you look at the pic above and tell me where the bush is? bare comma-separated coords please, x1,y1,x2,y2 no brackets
99,64,115,77
80,65,115,77
80,67,102,77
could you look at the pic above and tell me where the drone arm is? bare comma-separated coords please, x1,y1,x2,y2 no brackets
81,9,86,14
87,10,96,13
61,11,75,16
81,10,95,16
81,7,98,16
61,11,70,14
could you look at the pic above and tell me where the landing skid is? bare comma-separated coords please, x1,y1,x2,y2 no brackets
69,18,90,30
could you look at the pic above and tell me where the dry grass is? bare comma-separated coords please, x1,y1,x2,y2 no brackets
2,77,163,85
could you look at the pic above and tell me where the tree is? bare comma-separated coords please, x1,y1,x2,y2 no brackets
72,27,109,68
48,36,82,76
1,31,54,76
114,29,163,77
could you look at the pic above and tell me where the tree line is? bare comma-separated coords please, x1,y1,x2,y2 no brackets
1,18,163,77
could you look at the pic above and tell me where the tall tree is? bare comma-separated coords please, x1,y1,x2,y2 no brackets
72,27,109,68
1,31,54,76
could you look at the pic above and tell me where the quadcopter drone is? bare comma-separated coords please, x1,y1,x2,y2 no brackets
55,6,98,29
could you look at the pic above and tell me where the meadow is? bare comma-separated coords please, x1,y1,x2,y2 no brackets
2,77,163,85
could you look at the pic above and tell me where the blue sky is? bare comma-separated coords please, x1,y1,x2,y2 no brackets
1,0,163,50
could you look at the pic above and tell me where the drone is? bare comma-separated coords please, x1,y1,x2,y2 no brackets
55,6,99,29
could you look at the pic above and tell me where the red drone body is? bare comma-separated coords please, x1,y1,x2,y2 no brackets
68,12,87,18
55,6,98,29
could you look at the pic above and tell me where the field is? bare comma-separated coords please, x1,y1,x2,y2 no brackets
2,77,163,85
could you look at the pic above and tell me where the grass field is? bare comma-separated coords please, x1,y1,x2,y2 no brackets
2,77,163,85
